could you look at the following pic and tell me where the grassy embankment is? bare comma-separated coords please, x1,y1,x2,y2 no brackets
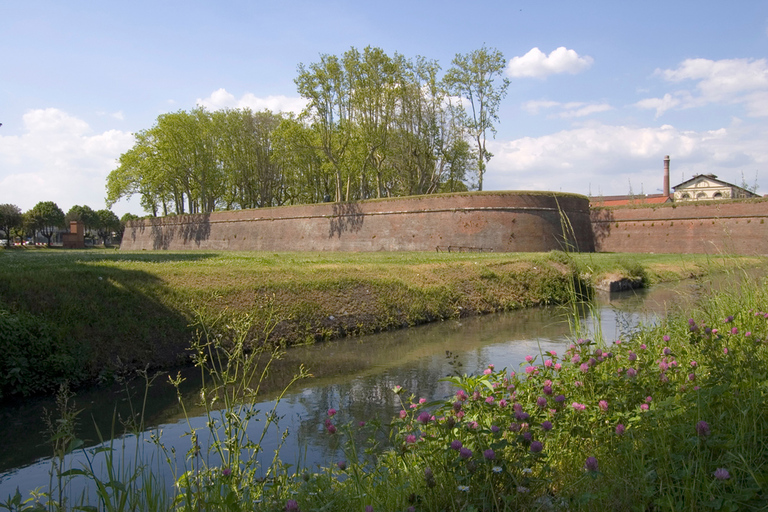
9,254,768,511
0,248,762,400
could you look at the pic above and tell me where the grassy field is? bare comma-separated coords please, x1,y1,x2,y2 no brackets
0,247,763,400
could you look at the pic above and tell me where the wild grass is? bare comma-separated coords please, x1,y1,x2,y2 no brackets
4,252,768,510
14,267,768,511
2,248,755,400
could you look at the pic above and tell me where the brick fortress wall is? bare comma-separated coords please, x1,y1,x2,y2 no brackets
120,192,594,253
591,199,768,255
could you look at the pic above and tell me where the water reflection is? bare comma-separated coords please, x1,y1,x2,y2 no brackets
0,282,683,499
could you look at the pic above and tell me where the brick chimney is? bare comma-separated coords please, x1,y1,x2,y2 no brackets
663,155,670,198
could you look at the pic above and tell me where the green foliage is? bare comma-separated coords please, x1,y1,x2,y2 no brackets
65,205,98,233
0,309,87,399
110,47,483,216
95,209,121,245
25,201,65,246
444,45,510,191
0,204,22,246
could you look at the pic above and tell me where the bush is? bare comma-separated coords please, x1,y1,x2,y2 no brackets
0,309,87,399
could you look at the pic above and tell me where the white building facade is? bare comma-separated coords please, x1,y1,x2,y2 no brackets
672,174,759,202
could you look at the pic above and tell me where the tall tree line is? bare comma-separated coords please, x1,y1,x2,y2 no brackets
107,46,507,215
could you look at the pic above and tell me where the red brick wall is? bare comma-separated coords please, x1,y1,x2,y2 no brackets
591,200,768,255
120,192,594,253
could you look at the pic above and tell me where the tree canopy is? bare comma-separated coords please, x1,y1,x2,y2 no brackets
0,204,22,246
108,46,506,216
444,45,510,191
26,201,65,246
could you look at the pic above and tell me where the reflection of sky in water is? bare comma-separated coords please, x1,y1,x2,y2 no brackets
0,284,679,500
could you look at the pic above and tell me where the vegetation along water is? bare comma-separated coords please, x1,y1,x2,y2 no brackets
0,248,766,510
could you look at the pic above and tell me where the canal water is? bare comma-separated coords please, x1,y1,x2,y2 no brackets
0,280,698,501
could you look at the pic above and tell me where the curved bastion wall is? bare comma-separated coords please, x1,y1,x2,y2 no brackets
120,191,595,253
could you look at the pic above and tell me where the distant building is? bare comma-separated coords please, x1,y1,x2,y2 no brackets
672,174,759,202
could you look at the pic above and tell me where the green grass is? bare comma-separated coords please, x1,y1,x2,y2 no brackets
18,261,768,512
0,247,763,400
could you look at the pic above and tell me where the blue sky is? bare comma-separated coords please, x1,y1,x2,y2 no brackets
2,0,768,216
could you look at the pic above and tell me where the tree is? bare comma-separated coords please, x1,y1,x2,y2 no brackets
444,45,509,191
26,201,65,247
295,53,355,202
0,204,22,247
95,209,121,246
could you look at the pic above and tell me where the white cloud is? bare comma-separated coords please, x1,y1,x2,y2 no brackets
634,93,682,118
0,108,135,215
196,88,307,115
558,103,612,119
522,100,612,118
638,58,768,117
506,47,594,79
521,100,560,115
484,121,768,196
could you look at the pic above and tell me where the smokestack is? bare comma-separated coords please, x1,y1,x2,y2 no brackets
663,155,670,197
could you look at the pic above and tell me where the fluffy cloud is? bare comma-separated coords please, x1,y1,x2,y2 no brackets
637,58,768,117
196,88,307,114
507,47,594,79
484,121,768,196
0,108,135,214
523,100,612,118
